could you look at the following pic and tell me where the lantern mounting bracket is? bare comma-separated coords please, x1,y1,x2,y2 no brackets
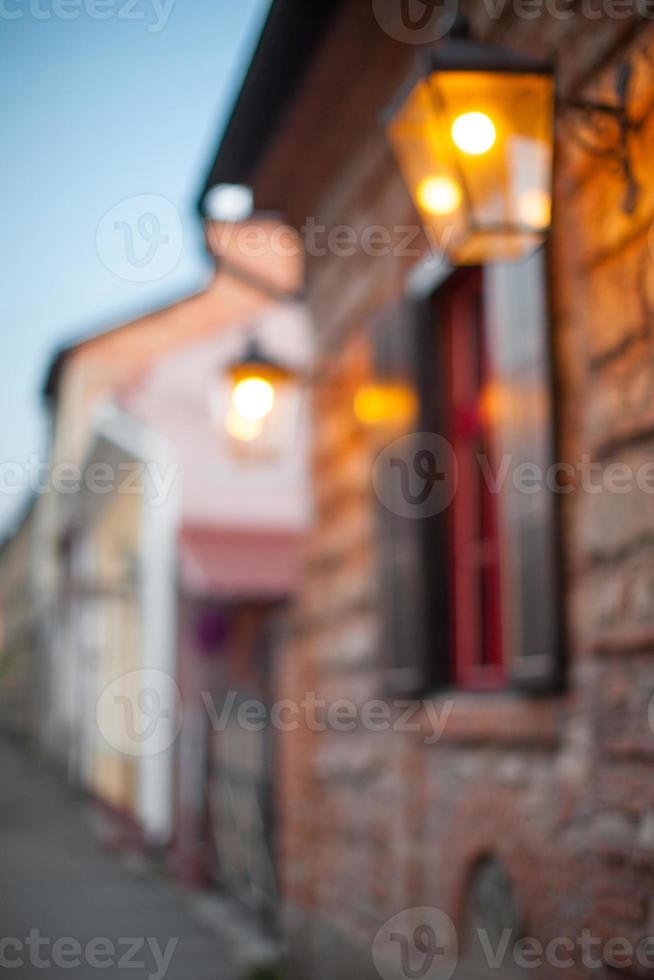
558,62,640,213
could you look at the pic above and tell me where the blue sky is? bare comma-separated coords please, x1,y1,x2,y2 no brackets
0,0,271,532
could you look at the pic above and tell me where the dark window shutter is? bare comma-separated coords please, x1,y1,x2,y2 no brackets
482,249,563,693
372,301,450,696
373,248,562,697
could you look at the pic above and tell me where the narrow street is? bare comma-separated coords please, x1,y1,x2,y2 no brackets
0,737,271,980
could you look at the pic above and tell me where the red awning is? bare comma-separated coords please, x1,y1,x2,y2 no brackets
178,525,301,600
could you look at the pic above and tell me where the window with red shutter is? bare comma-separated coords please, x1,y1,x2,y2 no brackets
374,249,563,696
441,269,504,690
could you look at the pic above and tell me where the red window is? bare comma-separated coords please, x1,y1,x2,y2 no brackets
442,269,504,690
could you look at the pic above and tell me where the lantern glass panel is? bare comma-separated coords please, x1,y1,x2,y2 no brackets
388,70,554,265
212,367,303,462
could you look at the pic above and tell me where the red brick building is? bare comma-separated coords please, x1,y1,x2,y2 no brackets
200,2,654,977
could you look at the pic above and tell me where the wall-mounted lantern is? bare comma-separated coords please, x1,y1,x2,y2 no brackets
221,335,303,459
385,19,554,265
385,17,639,266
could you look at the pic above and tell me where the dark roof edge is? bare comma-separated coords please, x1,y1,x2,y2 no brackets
197,0,345,215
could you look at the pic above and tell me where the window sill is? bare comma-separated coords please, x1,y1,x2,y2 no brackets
587,627,654,658
414,690,562,749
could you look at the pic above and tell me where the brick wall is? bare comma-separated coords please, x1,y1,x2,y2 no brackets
259,4,654,978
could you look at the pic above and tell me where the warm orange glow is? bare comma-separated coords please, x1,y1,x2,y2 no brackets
518,188,551,229
386,67,554,263
417,175,462,216
354,384,418,428
451,111,497,155
479,382,510,427
225,408,264,442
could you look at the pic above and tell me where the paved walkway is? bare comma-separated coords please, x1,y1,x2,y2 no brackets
0,736,274,980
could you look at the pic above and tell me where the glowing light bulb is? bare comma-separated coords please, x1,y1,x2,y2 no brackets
416,175,462,216
452,112,496,155
231,377,275,421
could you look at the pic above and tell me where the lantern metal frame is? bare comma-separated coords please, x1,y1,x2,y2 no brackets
384,14,641,257
222,334,305,457
384,18,555,259
227,335,298,388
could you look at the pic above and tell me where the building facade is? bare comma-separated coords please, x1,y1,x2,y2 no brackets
29,226,312,890
199,3,654,978
0,501,38,743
